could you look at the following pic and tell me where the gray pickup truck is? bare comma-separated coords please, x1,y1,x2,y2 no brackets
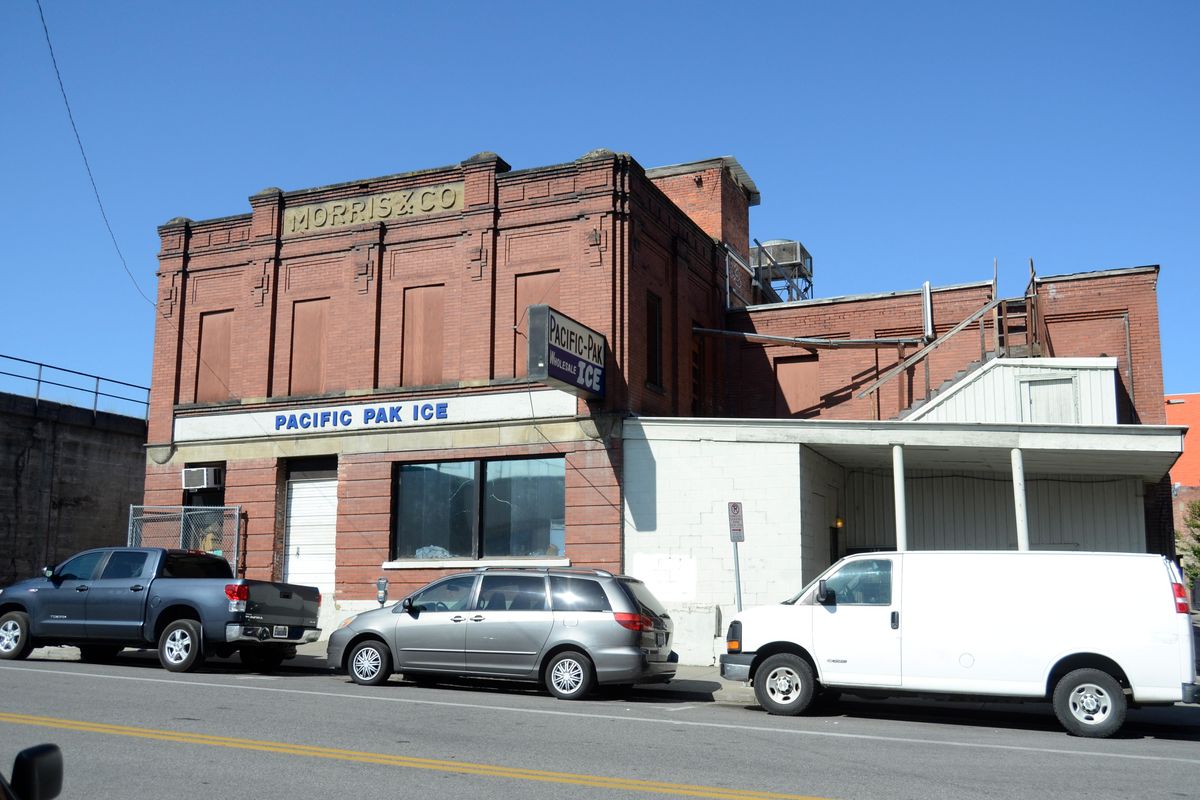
0,547,321,672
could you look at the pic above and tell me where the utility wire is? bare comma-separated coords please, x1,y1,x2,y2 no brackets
36,0,154,308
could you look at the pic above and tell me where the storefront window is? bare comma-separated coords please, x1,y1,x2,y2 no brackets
483,457,565,557
394,461,478,559
393,457,565,560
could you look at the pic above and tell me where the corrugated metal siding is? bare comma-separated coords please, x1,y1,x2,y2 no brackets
845,469,1144,552
914,362,1117,424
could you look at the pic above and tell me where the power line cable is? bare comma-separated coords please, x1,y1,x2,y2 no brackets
35,0,154,308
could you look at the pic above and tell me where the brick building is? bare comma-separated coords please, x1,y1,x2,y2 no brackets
144,149,1181,650
1166,393,1200,540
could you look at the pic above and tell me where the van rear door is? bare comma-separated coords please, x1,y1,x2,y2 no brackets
810,556,902,687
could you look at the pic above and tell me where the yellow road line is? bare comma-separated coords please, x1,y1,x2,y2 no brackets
0,712,832,800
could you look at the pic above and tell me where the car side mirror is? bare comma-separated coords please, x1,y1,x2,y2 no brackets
402,597,414,614
42,567,54,580
816,580,836,605
11,743,63,800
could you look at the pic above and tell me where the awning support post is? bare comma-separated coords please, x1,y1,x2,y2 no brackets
892,444,907,552
1011,448,1030,551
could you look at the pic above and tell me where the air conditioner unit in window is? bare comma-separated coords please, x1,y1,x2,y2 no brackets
182,467,223,491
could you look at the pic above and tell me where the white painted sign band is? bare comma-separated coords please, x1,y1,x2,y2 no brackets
174,389,579,443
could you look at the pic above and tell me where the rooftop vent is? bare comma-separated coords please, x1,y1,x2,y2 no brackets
749,239,813,303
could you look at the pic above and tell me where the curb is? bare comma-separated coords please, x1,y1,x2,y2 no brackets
29,644,758,704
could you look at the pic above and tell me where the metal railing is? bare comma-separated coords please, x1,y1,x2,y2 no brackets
128,505,243,573
857,291,1048,406
0,354,149,419
857,297,1007,401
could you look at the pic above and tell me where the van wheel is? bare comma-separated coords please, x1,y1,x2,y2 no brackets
347,640,392,686
545,650,594,700
754,653,815,715
1053,668,1126,738
0,611,33,661
159,620,204,672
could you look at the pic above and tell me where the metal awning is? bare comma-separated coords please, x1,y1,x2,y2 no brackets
625,418,1184,483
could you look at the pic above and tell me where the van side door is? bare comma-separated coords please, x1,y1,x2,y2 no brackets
391,575,477,673
465,574,554,676
810,556,902,687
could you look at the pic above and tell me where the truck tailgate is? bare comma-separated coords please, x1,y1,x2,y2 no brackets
245,582,320,628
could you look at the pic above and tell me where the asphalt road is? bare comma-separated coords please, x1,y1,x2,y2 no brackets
1,651,1198,800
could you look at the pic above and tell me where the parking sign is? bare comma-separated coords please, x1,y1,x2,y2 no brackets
728,501,745,542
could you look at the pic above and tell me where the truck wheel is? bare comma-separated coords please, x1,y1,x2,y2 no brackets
240,647,287,672
159,619,204,673
754,653,816,715
78,646,123,663
347,640,392,686
1052,668,1127,738
544,650,595,700
0,611,33,661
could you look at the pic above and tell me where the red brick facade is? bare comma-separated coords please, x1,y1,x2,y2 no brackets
146,150,745,601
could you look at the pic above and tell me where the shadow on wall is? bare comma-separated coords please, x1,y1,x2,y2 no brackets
624,439,656,533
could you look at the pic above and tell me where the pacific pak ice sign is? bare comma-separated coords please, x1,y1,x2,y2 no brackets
526,305,606,400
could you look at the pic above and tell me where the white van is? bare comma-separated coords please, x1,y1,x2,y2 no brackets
719,551,1198,737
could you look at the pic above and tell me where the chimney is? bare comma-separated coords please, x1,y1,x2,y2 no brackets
645,156,759,259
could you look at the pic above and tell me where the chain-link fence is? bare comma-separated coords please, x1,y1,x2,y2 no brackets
128,506,242,572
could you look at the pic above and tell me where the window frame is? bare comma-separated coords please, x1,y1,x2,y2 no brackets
55,551,106,582
390,455,567,563
646,291,663,390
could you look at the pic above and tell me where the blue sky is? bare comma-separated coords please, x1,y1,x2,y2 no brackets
2,1,1196,412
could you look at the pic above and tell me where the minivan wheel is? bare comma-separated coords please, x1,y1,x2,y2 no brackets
1053,668,1127,738
545,650,594,700
347,640,392,686
754,653,815,715
0,611,33,661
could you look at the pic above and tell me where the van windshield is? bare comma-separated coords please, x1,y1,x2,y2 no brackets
782,577,818,605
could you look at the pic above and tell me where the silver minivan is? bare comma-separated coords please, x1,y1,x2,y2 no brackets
327,567,675,698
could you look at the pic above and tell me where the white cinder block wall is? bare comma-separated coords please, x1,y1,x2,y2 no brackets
623,425,813,665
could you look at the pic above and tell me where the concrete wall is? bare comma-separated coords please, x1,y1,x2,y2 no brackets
623,430,805,665
0,392,146,585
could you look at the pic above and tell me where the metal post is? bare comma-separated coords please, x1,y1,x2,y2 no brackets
93,376,100,416
892,445,907,551
732,541,743,612
34,364,43,405
1011,448,1030,551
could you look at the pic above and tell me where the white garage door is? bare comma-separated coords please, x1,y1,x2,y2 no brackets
284,479,338,621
